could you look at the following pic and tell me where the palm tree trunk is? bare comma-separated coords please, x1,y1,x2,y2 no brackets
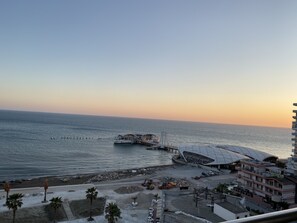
12,209,16,223
89,198,92,219
54,208,57,223
6,191,8,203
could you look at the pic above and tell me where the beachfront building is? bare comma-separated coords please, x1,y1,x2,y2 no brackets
237,159,297,204
286,103,297,175
174,145,277,169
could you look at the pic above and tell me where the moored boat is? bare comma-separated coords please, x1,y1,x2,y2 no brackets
114,134,136,144
113,133,160,145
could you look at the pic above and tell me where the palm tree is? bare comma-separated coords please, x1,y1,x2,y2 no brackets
3,182,10,205
105,202,121,223
216,183,228,193
50,196,63,223
43,179,49,203
6,193,24,223
86,187,98,221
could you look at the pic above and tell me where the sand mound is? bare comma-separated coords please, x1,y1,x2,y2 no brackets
114,185,144,194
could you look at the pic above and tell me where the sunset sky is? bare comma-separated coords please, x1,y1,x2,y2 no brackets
0,0,297,128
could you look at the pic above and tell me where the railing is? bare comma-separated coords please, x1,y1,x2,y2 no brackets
223,207,297,223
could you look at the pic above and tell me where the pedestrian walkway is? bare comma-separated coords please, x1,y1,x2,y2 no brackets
63,200,75,220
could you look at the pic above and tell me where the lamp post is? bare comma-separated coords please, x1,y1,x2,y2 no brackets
43,179,48,203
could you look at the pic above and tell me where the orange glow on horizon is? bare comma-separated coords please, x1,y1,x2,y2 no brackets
0,85,294,128
2,101,292,129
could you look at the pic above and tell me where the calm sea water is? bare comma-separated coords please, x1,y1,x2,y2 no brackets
0,110,292,181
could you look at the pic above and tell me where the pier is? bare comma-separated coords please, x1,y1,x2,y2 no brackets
50,136,98,140
114,132,179,154
145,131,179,153
146,145,179,154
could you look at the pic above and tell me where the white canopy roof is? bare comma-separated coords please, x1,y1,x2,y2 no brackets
215,145,278,161
178,145,250,165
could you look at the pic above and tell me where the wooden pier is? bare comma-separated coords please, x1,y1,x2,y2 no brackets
146,145,179,154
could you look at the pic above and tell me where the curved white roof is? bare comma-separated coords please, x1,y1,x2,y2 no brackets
215,145,278,161
178,145,250,166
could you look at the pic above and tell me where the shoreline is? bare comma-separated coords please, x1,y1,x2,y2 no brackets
1,163,176,190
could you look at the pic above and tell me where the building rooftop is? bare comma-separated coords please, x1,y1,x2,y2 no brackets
266,166,282,172
178,145,250,165
216,201,248,214
178,144,277,166
216,145,278,162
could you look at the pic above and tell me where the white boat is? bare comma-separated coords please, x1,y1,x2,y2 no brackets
114,134,135,144
113,133,160,145
141,134,160,145
114,139,135,144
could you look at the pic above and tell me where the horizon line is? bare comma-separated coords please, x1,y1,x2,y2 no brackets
0,108,290,130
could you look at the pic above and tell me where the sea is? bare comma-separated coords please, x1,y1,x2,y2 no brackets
0,110,292,182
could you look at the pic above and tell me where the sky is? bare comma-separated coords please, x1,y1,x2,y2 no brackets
0,0,297,128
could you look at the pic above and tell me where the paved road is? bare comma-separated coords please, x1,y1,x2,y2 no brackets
0,184,95,197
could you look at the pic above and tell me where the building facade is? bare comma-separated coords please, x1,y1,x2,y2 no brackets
238,160,296,204
292,103,297,165
286,103,297,175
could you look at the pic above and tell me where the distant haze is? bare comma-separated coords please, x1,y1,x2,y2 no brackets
0,1,296,128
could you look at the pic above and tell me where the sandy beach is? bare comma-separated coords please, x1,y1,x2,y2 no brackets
0,164,175,189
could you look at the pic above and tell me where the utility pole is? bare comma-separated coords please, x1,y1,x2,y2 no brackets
160,131,167,148
205,187,208,200
211,195,214,212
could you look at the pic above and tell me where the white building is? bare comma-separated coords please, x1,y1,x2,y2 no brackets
175,145,277,168
214,201,250,221
286,103,297,175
